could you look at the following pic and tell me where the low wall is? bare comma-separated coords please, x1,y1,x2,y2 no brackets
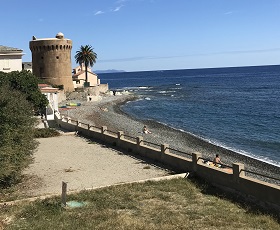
55,115,280,211
99,83,109,93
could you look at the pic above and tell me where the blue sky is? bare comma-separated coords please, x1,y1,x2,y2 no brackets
1,0,280,72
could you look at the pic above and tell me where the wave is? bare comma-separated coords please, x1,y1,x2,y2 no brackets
139,86,149,89
158,90,176,94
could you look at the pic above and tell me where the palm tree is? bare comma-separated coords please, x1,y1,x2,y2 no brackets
74,45,97,87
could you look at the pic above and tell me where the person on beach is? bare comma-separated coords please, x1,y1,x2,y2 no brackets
213,154,223,167
142,125,152,134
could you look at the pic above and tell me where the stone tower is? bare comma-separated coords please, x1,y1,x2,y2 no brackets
29,32,74,92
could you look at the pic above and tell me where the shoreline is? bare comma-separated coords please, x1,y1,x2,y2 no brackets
59,94,280,185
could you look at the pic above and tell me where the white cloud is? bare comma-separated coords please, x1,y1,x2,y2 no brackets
116,0,127,3
95,10,104,15
224,11,233,15
113,5,124,12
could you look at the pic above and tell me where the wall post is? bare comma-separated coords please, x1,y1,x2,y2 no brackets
161,144,169,154
136,136,143,153
137,136,143,146
192,152,202,172
233,163,245,183
101,126,107,134
118,131,124,140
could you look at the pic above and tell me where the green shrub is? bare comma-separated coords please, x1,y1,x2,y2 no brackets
0,86,37,186
0,70,49,113
34,128,60,138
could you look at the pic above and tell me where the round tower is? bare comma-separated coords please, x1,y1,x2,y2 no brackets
29,32,74,92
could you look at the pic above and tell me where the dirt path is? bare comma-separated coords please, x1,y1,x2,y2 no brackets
22,134,169,197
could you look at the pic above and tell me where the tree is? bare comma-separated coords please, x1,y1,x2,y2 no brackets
0,70,48,113
0,85,37,186
74,45,97,87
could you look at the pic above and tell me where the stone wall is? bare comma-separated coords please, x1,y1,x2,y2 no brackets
55,115,280,212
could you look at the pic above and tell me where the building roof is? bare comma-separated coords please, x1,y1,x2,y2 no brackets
72,67,97,77
31,32,70,41
40,87,60,93
0,45,23,52
39,84,60,93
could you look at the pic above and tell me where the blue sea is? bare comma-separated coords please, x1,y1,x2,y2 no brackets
98,65,280,166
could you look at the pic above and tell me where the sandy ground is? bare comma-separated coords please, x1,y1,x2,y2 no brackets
23,134,170,197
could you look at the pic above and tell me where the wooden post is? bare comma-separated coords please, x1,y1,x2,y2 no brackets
61,181,67,207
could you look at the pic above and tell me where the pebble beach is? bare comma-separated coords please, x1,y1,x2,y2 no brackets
59,93,280,186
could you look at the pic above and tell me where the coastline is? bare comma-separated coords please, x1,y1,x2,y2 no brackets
59,94,280,185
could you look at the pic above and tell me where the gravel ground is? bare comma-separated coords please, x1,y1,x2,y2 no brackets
22,134,170,197
59,94,280,186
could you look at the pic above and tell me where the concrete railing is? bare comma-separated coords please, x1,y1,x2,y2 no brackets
56,115,280,210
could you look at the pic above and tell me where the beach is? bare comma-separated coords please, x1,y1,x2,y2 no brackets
60,93,280,185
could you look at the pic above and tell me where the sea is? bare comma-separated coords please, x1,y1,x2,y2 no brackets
98,65,280,167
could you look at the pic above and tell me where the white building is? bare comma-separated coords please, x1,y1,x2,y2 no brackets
0,45,24,72
39,84,60,120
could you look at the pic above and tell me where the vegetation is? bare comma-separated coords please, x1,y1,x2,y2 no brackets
0,70,48,113
0,86,37,186
74,45,97,86
0,178,278,229
33,128,60,138
0,71,49,186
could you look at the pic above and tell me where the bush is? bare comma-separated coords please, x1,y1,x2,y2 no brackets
34,128,60,138
0,86,37,186
0,70,48,113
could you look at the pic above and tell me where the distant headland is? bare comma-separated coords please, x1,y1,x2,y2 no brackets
95,69,126,74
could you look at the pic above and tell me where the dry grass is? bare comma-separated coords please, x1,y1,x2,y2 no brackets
0,178,279,229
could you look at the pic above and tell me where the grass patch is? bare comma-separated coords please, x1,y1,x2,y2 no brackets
0,178,279,229
33,128,60,138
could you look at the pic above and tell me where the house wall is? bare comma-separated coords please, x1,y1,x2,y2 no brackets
43,92,58,120
73,79,85,89
73,71,99,88
0,54,23,72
